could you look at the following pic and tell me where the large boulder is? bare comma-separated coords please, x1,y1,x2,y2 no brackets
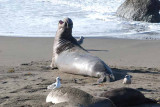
116,0,160,23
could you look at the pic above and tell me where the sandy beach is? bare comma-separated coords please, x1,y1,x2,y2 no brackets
0,36,160,107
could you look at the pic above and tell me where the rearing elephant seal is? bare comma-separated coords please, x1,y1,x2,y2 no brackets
50,18,115,83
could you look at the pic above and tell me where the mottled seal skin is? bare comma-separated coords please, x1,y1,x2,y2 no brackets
46,87,116,107
99,87,157,107
50,18,115,83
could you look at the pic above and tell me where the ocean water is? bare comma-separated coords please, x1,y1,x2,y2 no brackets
0,0,160,39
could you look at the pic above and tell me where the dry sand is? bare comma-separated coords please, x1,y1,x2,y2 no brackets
0,36,160,107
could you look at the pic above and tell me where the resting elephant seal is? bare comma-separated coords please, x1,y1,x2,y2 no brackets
46,87,116,107
99,87,157,107
50,18,115,83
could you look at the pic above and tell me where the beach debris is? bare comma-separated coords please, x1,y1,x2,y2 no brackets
99,83,105,87
47,77,61,90
40,66,50,70
24,72,33,76
8,68,15,73
72,78,83,84
1,96,9,99
21,63,31,66
123,75,131,85
2,81,8,84
73,78,78,83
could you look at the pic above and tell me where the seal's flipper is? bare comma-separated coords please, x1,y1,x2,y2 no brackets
110,74,115,81
97,75,108,83
50,53,57,69
77,36,84,45
50,61,58,70
106,75,111,82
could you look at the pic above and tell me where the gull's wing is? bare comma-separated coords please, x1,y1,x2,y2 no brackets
47,83,56,89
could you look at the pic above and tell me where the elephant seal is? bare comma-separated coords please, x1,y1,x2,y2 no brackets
50,18,115,83
46,87,116,107
99,87,157,107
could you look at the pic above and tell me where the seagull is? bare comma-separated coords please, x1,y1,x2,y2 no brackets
47,77,61,90
123,75,131,85
77,36,84,45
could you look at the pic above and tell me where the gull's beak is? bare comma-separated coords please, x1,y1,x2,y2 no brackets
59,78,62,81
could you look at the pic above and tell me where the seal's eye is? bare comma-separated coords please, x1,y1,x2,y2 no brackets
59,20,64,24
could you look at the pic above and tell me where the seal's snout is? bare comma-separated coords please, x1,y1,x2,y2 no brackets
59,20,64,24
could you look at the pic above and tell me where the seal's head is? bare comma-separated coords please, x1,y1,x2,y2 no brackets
57,18,73,38
58,18,73,29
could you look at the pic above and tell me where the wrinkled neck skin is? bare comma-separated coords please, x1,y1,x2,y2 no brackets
53,22,85,56
53,23,79,54
55,24,73,40
60,29,72,40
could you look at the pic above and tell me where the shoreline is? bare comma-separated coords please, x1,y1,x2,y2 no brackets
1,34,160,40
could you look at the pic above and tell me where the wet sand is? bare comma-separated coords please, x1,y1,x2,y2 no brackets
0,36,160,106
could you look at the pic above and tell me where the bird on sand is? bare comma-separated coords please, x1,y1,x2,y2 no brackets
47,77,61,90
123,75,131,85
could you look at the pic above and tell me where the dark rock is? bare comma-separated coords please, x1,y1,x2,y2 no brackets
21,63,30,66
117,0,160,23
2,81,8,84
1,96,9,99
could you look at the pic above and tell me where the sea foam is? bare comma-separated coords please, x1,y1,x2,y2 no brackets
0,0,160,40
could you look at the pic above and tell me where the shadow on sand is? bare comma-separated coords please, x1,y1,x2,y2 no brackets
111,67,160,81
87,49,109,52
